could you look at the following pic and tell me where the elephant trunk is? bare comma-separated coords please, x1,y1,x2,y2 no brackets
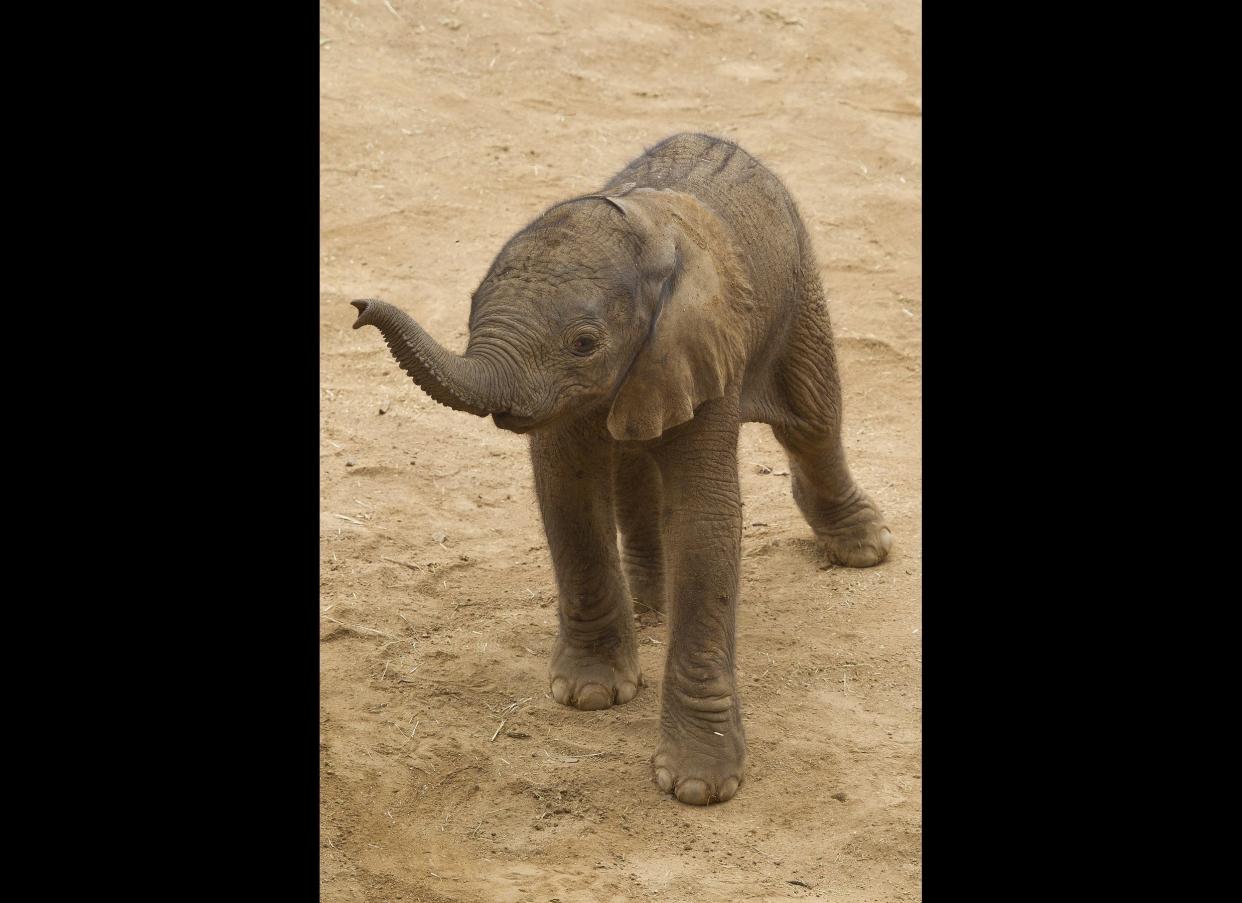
350,299,506,417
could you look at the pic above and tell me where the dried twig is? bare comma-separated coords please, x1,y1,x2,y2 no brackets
351,625,396,639
838,98,921,117
541,749,606,763
631,597,661,615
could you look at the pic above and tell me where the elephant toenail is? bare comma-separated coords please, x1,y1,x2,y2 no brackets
676,779,711,805
576,684,612,710
718,777,740,801
880,528,893,551
551,677,571,705
655,767,674,793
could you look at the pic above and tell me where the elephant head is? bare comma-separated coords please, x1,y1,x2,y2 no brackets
352,187,755,440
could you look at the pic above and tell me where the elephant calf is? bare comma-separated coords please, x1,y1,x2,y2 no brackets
352,133,891,805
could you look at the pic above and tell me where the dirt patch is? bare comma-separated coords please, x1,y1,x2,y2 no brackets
320,1,920,900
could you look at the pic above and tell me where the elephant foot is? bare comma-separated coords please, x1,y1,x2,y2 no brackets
811,491,892,568
652,688,746,805
548,631,642,711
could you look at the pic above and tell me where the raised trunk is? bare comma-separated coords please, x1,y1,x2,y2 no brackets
350,299,505,417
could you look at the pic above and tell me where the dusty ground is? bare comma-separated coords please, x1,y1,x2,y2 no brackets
319,1,920,900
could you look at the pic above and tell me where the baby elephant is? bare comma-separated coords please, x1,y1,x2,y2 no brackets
352,133,891,805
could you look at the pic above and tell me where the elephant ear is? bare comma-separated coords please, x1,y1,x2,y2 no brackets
605,189,755,442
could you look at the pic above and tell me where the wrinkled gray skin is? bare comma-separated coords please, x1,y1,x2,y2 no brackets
352,133,891,805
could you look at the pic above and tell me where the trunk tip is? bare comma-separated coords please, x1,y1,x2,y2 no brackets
350,298,379,329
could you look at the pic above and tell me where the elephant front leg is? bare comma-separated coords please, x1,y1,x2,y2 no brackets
650,395,746,804
531,422,641,711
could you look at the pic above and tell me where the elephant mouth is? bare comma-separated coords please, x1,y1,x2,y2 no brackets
492,411,541,433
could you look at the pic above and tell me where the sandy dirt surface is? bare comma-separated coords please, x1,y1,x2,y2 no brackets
320,1,920,899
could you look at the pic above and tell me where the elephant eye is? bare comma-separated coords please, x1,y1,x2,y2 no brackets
570,334,598,356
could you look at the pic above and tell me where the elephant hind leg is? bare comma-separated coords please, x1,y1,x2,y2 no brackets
613,448,668,618
767,285,892,568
